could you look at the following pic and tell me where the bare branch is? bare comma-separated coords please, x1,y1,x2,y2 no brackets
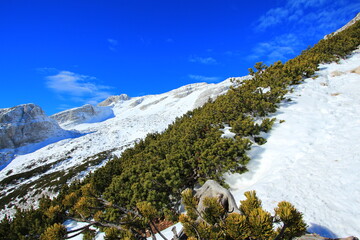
149,220,168,240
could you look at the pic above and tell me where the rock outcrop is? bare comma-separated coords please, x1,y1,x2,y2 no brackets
194,179,241,214
325,12,360,39
97,94,130,106
296,234,358,240
51,104,114,127
0,103,68,149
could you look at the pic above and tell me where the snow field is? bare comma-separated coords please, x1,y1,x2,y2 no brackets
226,50,360,238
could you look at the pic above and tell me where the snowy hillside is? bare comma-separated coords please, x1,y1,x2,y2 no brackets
61,48,360,240
144,48,360,240
0,104,77,167
226,48,360,238
0,77,242,218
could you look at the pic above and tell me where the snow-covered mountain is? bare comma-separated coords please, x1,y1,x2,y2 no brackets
0,104,68,149
0,103,77,166
0,77,243,218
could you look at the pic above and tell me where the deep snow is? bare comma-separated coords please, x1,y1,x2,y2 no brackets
226,49,360,238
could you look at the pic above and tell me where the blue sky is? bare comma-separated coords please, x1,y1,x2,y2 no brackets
1,0,359,115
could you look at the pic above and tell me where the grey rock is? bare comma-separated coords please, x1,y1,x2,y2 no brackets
350,66,360,75
97,94,130,106
194,179,241,214
51,104,114,127
0,103,68,149
296,234,358,240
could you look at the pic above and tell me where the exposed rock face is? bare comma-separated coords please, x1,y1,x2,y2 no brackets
350,66,360,75
0,104,68,149
51,104,114,127
170,82,208,98
324,12,360,39
97,94,130,106
193,84,230,108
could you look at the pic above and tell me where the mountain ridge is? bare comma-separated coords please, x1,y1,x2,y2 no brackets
0,77,243,218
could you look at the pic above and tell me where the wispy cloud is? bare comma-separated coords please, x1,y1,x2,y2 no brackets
188,74,221,83
248,34,301,64
257,7,289,31
252,0,360,64
256,0,360,32
107,38,118,51
46,71,113,105
189,55,217,65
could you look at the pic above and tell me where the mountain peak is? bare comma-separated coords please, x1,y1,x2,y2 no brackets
97,94,130,107
0,103,67,150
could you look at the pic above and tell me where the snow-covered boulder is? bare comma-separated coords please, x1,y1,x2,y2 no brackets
0,103,68,149
51,104,115,127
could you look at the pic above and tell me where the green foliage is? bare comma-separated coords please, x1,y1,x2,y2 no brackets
40,223,67,240
224,213,250,239
136,201,158,220
180,189,307,240
201,197,226,225
275,201,308,239
44,205,63,223
240,190,262,216
181,189,199,220
104,227,122,240
82,228,96,240
248,208,275,239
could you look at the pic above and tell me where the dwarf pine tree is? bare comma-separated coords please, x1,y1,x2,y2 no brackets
40,223,67,240
179,189,307,240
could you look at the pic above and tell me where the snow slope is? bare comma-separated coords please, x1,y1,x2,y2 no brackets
0,77,242,218
51,104,115,127
226,49,360,238
69,50,360,240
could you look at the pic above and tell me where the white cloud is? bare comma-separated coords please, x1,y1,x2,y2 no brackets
189,55,217,65
46,71,113,104
249,34,301,64
257,7,289,31
188,74,221,83
252,0,360,64
255,0,360,32
107,38,118,51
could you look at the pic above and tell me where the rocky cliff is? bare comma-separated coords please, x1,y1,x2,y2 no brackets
51,104,115,128
0,103,69,150
97,94,130,106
